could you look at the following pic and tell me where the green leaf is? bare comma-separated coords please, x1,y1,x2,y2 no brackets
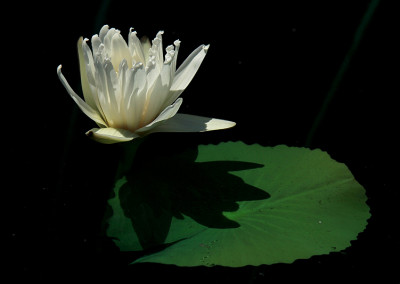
106,141,370,267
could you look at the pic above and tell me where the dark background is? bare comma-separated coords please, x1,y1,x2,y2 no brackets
6,0,398,283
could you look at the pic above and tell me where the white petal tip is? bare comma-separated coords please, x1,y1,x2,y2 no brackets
203,44,210,51
205,118,235,131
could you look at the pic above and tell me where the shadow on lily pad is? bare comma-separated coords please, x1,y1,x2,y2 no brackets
117,137,270,250
106,139,370,267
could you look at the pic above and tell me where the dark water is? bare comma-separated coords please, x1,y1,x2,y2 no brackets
6,0,399,283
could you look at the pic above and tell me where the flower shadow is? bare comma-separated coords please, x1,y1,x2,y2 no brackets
117,136,270,250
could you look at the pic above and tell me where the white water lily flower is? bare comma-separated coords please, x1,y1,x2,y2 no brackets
57,25,235,144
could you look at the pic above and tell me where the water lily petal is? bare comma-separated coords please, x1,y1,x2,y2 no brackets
94,57,126,128
81,38,97,90
105,60,126,128
163,44,209,107
99,25,109,42
135,98,183,135
128,29,146,64
57,65,107,127
86,127,140,144
77,37,97,110
170,44,209,91
142,62,173,126
103,28,119,55
94,57,114,127
141,36,151,63
171,40,181,75
81,38,110,125
91,34,102,55
124,64,147,132
150,113,236,133
117,59,129,129
149,31,164,71
111,32,132,70
145,60,159,92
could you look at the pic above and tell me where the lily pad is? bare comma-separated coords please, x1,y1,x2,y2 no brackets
106,141,370,267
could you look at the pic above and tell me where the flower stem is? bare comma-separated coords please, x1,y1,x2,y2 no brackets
114,138,144,180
